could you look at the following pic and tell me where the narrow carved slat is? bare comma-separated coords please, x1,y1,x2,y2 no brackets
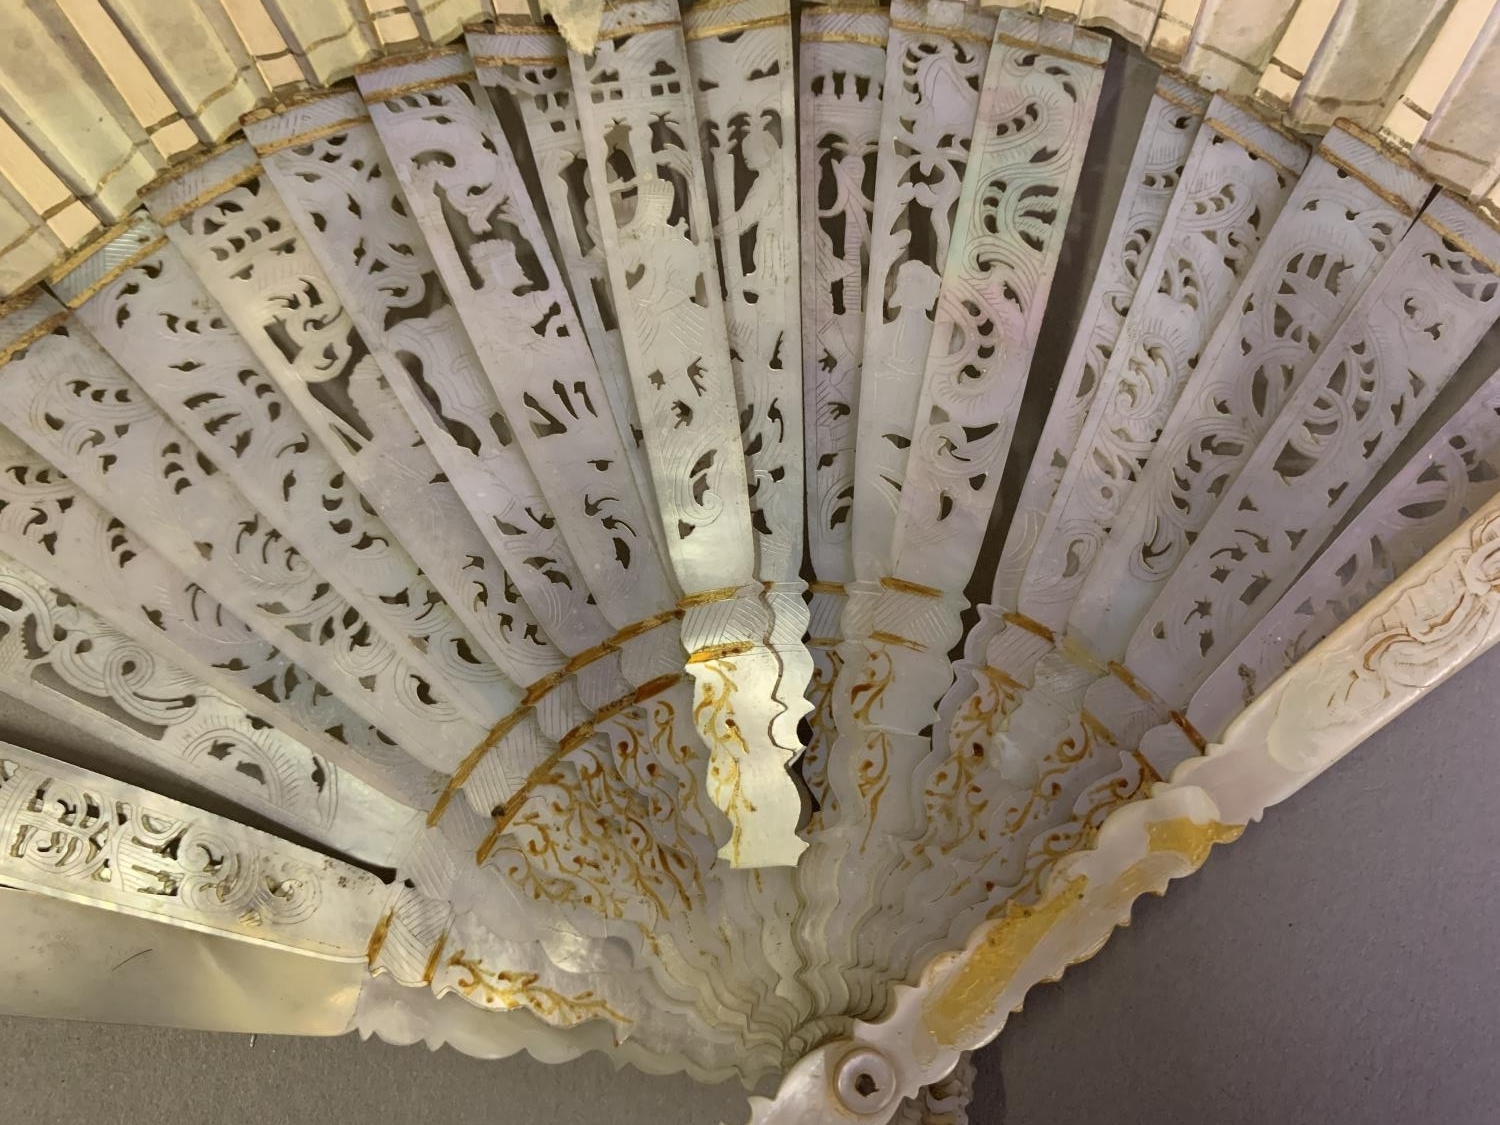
0,549,417,866
1129,193,1500,706
1181,355,1500,746
1018,96,1310,635
892,13,1110,594
986,74,1208,613
1071,125,1433,659
796,1,889,821
0,425,431,805
568,0,804,866
938,74,1207,770
0,295,489,769
850,0,996,582
139,147,539,726
470,24,659,531
0,739,389,958
683,0,813,765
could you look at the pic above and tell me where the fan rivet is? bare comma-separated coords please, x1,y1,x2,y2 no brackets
833,1047,896,1116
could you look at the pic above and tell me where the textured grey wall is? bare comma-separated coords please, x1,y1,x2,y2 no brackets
4,646,1499,1122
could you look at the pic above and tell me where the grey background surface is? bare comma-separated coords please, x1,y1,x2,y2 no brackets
2,646,1497,1124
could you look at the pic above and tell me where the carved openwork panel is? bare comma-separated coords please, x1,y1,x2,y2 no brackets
569,0,755,594
0,740,386,958
0,426,427,802
568,0,807,865
0,294,487,768
937,73,1208,787
370,65,669,636
989,75,1209,612
893,15,1110,595
139,143,529,719
1188,358,1500,740
684,0,804,586
237,108,609,668
1071,126,1433,658
471,24,655,519
1130,194,1500,704
850,0,996,580
0,552,413,865
1017,97,1310,634
58,217,559,714
799,4,888,588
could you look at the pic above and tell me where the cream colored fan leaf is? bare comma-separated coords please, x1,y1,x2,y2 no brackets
3,2,1500,1122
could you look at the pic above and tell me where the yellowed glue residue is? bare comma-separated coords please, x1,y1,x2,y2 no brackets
1145,816,1243,867
920,817,1243,1050
922,876,1087,1048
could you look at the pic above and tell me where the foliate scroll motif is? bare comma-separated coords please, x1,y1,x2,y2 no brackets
1070,126,1432,658
850,0,997,581
62,217,555,709
893,15,1110,595
471,24,656,528
0,741,385,959
570,0,804,865
0,295,487,769
139,142,524,723
938,75,1207,783
989,75,1208,612
1187,359,1500,742
1017,96,1310,637
1130,194,1500,706
0,553,412,865
371,885,653,1046
0,426,430,805
799,5,888,587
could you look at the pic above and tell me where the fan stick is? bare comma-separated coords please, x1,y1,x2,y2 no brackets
913,189,1500,946
0,293,489,768
797,3,890,822
165,132,583,690
946,95,1309,822
1073,124,1435,660
0,424,430,806
350,44,816,1032
945,74,1207,747
0,547,417,866
1131,192,1500,703
1018,95,1311,637
568,0,805,867
0,738,387,958
910,120,1435,984
849,0,997,582
684,0,811,759
801,10,1108,1021
867,11,1113,990
1144,351,1500,766
137,146,546,726
922,191,1500,960
469,22,662,547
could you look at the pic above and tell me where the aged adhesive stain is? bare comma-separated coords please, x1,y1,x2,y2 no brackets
922,875,1087,1048
921,815,1242,1049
